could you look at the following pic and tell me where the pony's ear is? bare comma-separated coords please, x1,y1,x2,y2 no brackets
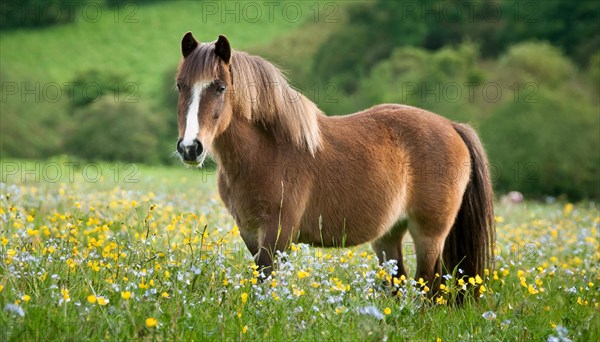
215,35,231,64
181,32,198,58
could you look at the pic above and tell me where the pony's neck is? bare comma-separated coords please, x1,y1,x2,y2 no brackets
212,115,273,171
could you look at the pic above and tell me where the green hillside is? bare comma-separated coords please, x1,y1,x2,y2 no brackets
0,1,317,100
0,0,345,164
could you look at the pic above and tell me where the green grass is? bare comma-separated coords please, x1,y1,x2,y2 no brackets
0,159,598,341
0,1,334,100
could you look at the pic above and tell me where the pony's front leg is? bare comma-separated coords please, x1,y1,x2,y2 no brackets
255,215,298,277
239,228,259,259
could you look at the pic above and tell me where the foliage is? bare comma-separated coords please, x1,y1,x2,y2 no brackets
497,41,575,87
0,0,84,30
68,69,136,108
498,0,600,65
0,72,70,159
354,41,599,200
312,0,600,92
313,1,428,92
1,0,311,163
481,43,599,200
482,89,599,200
0,161,598,340
104,0,167,8
65,97,165,164
359,43,484,122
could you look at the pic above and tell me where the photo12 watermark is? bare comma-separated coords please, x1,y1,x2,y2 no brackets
1,81,139,104
0,1,140,26
398,1,539,24
399,82,539,104
199,1,339,24
1,161,140,184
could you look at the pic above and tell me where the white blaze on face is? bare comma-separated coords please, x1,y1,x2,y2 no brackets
182,81,211,147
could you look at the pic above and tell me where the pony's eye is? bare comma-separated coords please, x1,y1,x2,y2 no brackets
216,85,226,94
176,83,181,92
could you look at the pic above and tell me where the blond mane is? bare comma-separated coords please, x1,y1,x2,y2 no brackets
230,51,322,155
181,43,323,155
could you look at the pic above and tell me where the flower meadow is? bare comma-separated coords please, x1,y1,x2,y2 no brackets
0,161,598,341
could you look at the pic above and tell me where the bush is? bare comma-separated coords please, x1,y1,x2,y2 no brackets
66,97,165,164
0,0,83,30
481,88,599,200
312,1,428,93
68,69,136,108
312,0,599,96
588,52,600,89
481,44,599,199
358,43,483,122
351,41,599,200
0,72,69,158
499,42,575,87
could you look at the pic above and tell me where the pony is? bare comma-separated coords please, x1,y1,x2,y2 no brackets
174,33,495,291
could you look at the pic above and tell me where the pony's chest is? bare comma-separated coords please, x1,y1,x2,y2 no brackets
217,171,272,225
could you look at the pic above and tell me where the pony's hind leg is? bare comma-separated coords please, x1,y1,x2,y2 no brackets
409,217,453,295
371,220,409,279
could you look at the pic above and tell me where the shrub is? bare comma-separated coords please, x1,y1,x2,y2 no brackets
0,0,84,30
499,42,575,87
354,41,599,200
0,72,69,158
481,87,599,200
66,97,165,164
68,69,136,108
358,43,483,122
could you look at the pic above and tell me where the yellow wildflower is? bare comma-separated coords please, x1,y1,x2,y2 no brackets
297,270,310,279
61,288,70,302
293,288,305,297
145,317,158,328
527,285,539,295
97,297,109,306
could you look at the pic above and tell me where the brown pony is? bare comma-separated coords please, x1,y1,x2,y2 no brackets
175,33,495,290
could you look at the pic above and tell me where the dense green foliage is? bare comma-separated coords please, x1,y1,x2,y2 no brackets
0,0,84,29
1,0,598,199
0,0,170,29
66,98,167,164
314,0,600,91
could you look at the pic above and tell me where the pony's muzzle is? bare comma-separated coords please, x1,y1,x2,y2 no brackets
177,138,203,164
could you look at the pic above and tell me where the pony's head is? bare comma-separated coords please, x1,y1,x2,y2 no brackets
175,32,323,166
175,32,233,166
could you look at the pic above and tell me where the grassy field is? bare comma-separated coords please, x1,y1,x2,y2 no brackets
0,159,598,341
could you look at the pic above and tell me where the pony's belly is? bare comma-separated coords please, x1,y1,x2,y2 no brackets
296,211,402,248
297,182,408,247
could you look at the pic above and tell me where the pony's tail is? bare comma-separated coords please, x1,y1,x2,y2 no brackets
444,123,495,285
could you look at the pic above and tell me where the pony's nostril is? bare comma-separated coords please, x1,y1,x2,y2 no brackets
176,138,184,154
192,139,203,156
177,138,203,162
